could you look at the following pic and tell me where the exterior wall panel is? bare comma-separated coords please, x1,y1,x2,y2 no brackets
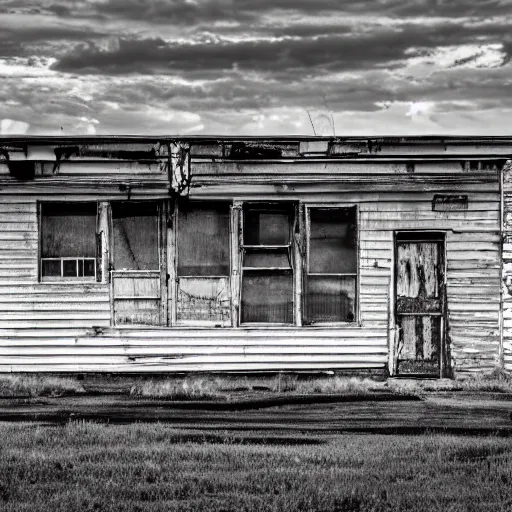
0,137,504,374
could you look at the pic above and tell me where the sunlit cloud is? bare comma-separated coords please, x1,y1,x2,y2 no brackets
0,118,30,134
0,0,512,135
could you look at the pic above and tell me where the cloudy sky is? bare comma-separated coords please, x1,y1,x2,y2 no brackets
1,0,512,136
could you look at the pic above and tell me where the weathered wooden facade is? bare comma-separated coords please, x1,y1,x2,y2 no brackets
0,135,511,376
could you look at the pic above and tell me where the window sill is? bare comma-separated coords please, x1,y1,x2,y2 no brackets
107,324,365,330
39,278,103,285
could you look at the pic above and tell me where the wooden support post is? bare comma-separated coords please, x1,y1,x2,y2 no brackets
167,200,177,326
98,201,110,285
294,202,304,326
230,201,242,327
160,201,168,326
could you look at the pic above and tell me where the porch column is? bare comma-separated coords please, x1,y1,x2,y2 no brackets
97,201,110,284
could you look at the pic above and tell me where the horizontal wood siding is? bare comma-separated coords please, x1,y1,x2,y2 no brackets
502,162,512,371
358,190,501,374
0,199,111,338
0,156,502,373
0,328,388,371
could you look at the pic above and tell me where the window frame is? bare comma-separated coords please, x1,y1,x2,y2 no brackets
111,200,162,272
240,202,296,326
174,200,233,327
38,201,100,284
109,200,166,328
304,204,359,326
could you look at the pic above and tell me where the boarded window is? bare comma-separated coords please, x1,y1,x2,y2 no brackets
113,273,162,325
177,203,231,325
112,202,159,270
41,202,97,280
178,203,230,276
241,204,294,324
305,207,357,323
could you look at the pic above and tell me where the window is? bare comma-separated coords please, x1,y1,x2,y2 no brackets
40,202,98,281
177,202,231,325
305,207,357,323
241,204,294,324
112,202,159,270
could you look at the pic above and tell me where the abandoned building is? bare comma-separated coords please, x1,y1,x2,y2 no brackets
0,135,511,378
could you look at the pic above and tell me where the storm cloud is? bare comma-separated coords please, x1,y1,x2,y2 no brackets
1,0,512,135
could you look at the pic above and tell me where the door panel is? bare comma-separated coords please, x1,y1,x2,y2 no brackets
395,233,445,377
396,315,441,375
397,242,439,298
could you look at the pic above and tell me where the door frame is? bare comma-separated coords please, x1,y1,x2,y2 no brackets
109,199,168,327
391,230,448,378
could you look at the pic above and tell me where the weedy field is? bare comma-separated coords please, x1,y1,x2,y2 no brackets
0,423,512,511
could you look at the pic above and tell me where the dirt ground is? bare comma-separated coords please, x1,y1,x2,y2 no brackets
0,393,511,435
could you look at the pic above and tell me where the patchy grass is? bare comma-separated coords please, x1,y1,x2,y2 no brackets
295,376,385,394
4,372,512,401
129,374,387,400
130,376,225,400
0,423,512,511
388,372,512,394
0,375,85,398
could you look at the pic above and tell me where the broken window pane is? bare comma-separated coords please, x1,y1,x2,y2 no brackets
305,276,356,323
244,209,291,245
309,208,356,273
41,203,97,280
112,202,159,270
241,271,293,323
177,277,231,324
178,203,230,276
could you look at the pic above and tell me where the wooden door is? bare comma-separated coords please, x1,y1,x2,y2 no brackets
395,232,446,377
110,201,167,326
